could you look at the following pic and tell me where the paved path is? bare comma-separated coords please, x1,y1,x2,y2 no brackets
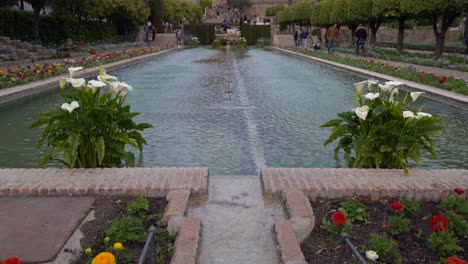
261,168,468,201
0,168,208,197
188,176,284,264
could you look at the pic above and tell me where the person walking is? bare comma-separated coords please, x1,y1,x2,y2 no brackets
355,24,367,55
144,21,152,47
302,29,309,48
176,27,183,47
293,29,299,47
151,25,157,43
325,23,339,53
463,16,468,59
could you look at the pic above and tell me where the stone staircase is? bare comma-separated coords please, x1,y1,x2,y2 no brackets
0,36,56,61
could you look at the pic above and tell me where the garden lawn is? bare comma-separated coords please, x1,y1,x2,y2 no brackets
302,199,468,264
77,197,174,264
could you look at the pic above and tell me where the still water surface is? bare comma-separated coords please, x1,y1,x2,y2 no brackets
0,48,467,175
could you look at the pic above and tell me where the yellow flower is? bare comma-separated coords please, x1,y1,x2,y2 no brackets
104,237,110,243
0,70,3,75
113,242,124,251
85,247,92,255
35,64,41,69
92,252,116,264
55,64,61,70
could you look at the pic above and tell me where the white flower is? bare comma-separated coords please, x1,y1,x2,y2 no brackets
403,111,415,118
366,250,379,262
61,101,79,113
97,74,118,83
367,80,379,90
88,80,107,88
411,92,424,102
364,93,380,100
118,82,133,93
68,67,83,78
67,78,86,88
108,81,120,93
416,112,432,119
59,78,67,89
390,88,399,102
355,105,370,120
385,81,403,87
354,81,367,96
378,84,393,93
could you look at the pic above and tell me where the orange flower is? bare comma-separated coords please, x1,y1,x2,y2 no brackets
446,256,468,264
35,64,41,69
91,252,115,264
451,212,457,217
0,70,3,75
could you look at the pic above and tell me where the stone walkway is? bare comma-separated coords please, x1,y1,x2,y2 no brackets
188,176,284,264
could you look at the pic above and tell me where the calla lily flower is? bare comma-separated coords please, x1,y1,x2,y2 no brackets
416,112,432,119
97,74,118,83
365,250,379,261
68,67,83,78
61,101,79,113
385,81,403,87
108,81,120,93
367,80,379,90
354,81,367,96
411,92,423,102
403,111,415,118
378,84,393,93
67,78,86,88
355,105,370,120
118,82,133,92
88,80,107,88
364,93,379,100
59,78,67,89
389,88,399,102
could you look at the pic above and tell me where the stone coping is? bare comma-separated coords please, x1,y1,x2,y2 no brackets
261,168,468,201
270,47,468,109
0,167,208,197
0,48,178,105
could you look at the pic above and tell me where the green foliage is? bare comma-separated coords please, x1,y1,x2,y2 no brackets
446,213,468,237
387,216,410,235
184,24,215,45
240,24,271,45
31,68,152,168
163,0,203,24
104,216,147,244
320,215,353,239
292,1,314,25
399,197,420,217
212,39,221,48
265,5,284,17
438,195,468,218
362,233,402,264
330,0,349,25
338,198,368,223
199,0,212,9
321,79,444,174
127,195,149,218
189,37,200,48
256,38,265,48
235,37,248,49
427,231,463,257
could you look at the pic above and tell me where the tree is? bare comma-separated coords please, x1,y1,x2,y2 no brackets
347,0,372,42
200,0,212,9
152,0,164,32
0,0,18,8
163,0,202,25
402,0,468,58
265,5,285,17
25,0,46,40
293,1,314,27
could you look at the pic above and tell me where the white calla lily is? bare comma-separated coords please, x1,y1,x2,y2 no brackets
378,84,393,93
67,78,86,88
97,74,118,83
403,111,415,118
61,101,79,113
88,80,107,88
411,92,423,102
385,81,403,87
118,82,133,93
108,81,120,93
355,105,370,120
389,88,399,102
364,93,380,100
416,112,432,119
367,80,379,90
68,67,83,78
354,81,367,96
365,250,379,262
59,78,67,89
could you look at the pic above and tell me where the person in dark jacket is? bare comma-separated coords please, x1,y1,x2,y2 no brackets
355,24,367,55
294,29,299,47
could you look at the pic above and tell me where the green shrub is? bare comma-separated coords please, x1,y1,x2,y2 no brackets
387,216,410,235
427,231,463,257
240,24,271,45
338,198,368,224
189,37,200,48
322,80,444,174
438,195,468,218
256,38,265,48
104,216,146,244
212,39,221,48
236,37,248,49
362,233,402,264
127,195,149,218
399,198,420,217
184,24,215,45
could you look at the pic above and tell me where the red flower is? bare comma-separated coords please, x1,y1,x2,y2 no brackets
39,70,45,75
390,202,404,212
439,76,447,84
430,214,449,232
454,188,464,195
331,211,347,226
2,256,23,264
446,256,468,264
451,212,457,217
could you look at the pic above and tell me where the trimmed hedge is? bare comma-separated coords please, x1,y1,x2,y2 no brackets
377,41,466,54
0,8,118,46
240,25,271,46
183,24,215,45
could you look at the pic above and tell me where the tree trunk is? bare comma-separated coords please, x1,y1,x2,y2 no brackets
396,17,405,52
30,0,45,40
348,24,357,44
431,14,455,59
369,19,380,47
20,0,24,10
152,0,164,33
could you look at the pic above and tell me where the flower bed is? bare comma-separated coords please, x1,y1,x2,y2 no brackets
302,190,468,264
77,196,174,264
0,45,174,90
285,47,468,95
